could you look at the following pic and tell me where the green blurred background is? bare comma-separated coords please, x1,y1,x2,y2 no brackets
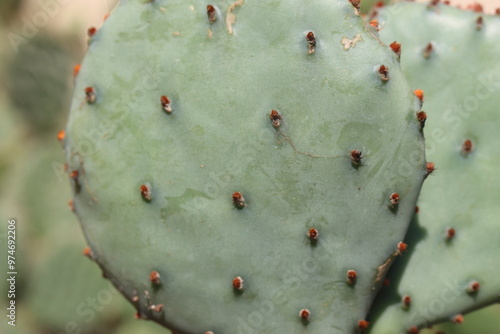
0,1,497,333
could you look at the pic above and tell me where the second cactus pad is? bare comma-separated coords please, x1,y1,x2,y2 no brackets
64,0,426,333
370,2,500,333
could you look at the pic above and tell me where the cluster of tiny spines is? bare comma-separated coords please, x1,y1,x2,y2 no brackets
69,169,81,194
160,95,173,114
232,192,245,209
358,319,370,331
269,110,282,128
425,162,435,179
132,288,164,319
149,270,161,285
232,276,244,292
145,271,165,313
85,87,96,104
413,88,427,133
462,139,473,156
306,31,316,54
140,184,152,202
369,19,379,31
390,42,401,60
401,295,412,310
389,192,399,210
82,246,93,259
206,5,217,24
349,0,361,13
350,149,363,168
87,27,97,44
299,308,311,322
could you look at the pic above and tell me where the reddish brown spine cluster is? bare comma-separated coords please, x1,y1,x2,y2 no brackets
346,269,357,285
299,308,311,321
207,5,217,23
417,111,427,129
349,0,361,10
425,162,435,177
307,228,319,241
73,64,81,77
306,31,316,54
378,65,389,82
232,276,244,291
161,95,173,114
88,27,97,38
397,241,408,253
350,149,362,167
414,89,424,103
83,247,93,258
369,19,379,30
476,16,484,30
390,41,401,59
140,184,152,201
70,170,79,180
446,227,455,240
423,42,433,59
85,87,96,104
269,109,282,128
232,192,245,209
462,139,473,154
402,295,412,309
389,192,399,209
57,130,65,142
150,304,164,312
452,314,464,324
358,319,370,330
149,270,161,285
467,281,480,293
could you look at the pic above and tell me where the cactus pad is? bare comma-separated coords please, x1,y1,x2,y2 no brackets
370,2,500,333
65,1,426,333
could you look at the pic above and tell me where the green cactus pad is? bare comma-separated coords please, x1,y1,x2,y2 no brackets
421,305,500,334
370,2,500,333
5,33,74,133
65,0,426,333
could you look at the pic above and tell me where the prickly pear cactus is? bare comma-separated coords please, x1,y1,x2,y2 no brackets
64,1,427,333
369,2,500,333
6,34,74,133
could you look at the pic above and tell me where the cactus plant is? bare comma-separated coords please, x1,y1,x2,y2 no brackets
63,0,427,333
367,2,500,333
5,33,75,134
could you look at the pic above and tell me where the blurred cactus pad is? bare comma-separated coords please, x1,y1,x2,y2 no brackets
64,0,429,333
5,33,75,134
